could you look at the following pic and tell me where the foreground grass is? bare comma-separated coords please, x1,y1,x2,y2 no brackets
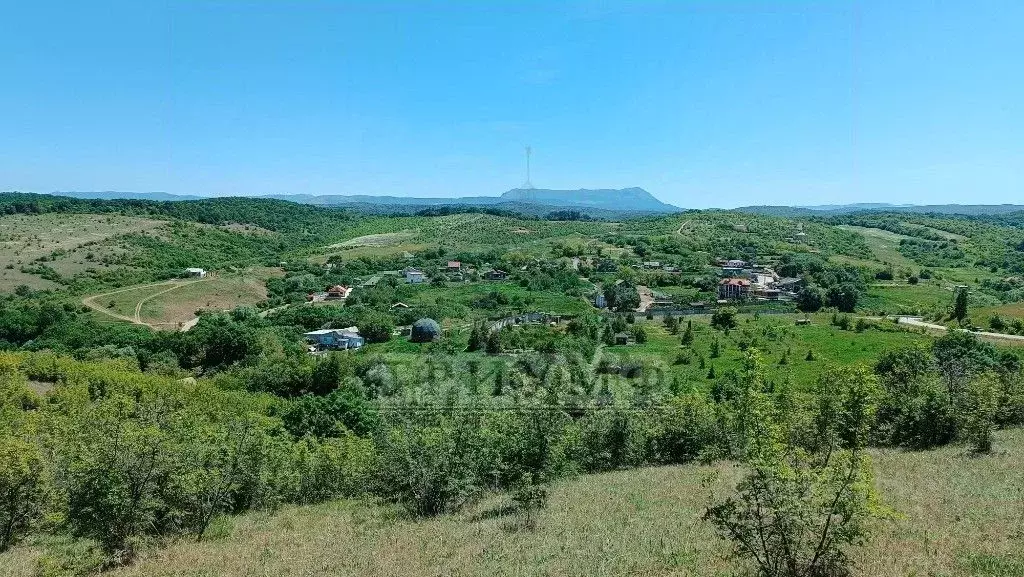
4,430,1018,577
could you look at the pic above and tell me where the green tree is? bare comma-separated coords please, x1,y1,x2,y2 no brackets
59,394,178,562
796,286,825,313
0,436,47,552
826,283,860,313
664,314,680,334
710,338,721,359
486,330,502,354
176,416,262,540
681,320,694,345
358,312,394,343
952,287,969,324
706,353,884,577
374,413,481,516
959,373,1000,453
711,307,738,331
309,354,344,396
467,323,485,352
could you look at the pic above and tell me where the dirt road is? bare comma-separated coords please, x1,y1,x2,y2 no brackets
82,279,209,331
897,316,1024,344
636,285,655,312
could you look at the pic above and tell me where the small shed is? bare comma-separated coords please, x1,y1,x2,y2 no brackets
184,267,207,279
614,332,630,346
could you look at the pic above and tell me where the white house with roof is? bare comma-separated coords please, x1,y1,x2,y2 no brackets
184,267,207,278
404,268,425,283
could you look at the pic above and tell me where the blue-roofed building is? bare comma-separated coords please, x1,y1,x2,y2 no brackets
303,327,365,350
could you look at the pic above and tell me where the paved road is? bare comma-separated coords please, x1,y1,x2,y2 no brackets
896,316,1024,343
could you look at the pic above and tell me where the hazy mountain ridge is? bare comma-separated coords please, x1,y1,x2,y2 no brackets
499,187,676,211
735,203,1024,217
55,191,205,201
48,188,680,216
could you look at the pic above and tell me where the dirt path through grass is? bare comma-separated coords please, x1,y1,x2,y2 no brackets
83,279,210,329
132,280,206,324
897,316,1024,344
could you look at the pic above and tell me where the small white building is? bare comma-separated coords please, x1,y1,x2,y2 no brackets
184,267,207,279
404,268,425,284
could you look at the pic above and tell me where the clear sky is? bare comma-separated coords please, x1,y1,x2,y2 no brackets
2,1,1022,208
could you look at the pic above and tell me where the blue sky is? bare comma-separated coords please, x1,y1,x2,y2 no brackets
2,1,1022,208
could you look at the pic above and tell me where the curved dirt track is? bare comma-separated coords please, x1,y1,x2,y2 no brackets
82,279,209,330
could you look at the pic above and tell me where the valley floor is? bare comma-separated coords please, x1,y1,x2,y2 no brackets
7,430,1021,577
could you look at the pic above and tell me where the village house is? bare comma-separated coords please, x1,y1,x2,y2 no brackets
303,327,365,351
485,269,508,281
404,268,425,284
325,285,353,300
775,277,804,292
753,287,782,300
446,260,461,272
184,267,207,279
718,278,751,300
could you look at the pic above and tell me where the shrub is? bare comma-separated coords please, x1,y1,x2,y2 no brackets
374,415,481,516
706,448,883,577
796,286,826,313
0,436,47,552
706,355,884,577
711,308,738,331
959,373,1000,453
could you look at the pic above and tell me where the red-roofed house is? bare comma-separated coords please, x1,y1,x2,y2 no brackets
326,285,353,300
718,278,751,301
446,261,462,272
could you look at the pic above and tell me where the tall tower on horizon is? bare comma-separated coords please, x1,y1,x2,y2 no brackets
522,146,535,200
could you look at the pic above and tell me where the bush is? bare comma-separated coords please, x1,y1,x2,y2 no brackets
796,286,826,313
826,283,860,313
959,373,1000,453
711,308,738,331
0,436,47,552
358,313,394,343
374,415,481,516
706,356,883,577
706,448,882,577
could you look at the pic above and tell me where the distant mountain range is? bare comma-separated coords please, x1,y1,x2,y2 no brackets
55,191,205,202
50,188,681,216
41,191,1024,218
735,203,1024,217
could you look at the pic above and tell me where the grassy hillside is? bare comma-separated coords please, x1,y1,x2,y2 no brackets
3,429,1015,577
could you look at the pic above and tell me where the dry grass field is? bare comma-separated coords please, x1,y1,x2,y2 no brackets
3,430,1015,577
82,270,276,329
0,213,166,291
